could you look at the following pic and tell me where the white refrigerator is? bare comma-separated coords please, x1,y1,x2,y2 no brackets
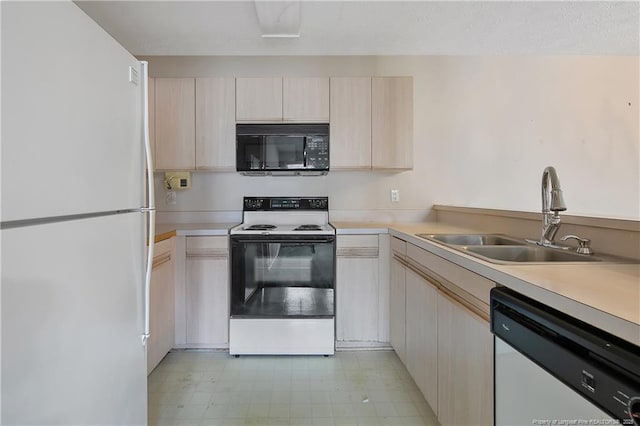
1,2,154,424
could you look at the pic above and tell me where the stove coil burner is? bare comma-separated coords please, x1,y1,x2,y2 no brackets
244,224,277,231
294,224,323,231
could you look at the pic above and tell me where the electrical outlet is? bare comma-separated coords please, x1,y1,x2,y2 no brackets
166,190,177,205
391,189,400,203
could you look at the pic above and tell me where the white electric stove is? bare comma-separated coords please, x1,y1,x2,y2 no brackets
229,197,336,355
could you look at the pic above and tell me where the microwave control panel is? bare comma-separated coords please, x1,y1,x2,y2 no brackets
306,136,329,169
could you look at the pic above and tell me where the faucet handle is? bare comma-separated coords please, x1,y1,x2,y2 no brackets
560,235,593,255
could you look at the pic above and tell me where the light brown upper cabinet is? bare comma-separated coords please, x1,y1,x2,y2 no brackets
155,78,195,170
235,77,283,122
195,78,236,171
283,77,330,122
330,77,372,170
236,77,330,122
372,77,413,170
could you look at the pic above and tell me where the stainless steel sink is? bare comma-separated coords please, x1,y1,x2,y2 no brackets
414,233,622,264
416,234,526,246
463,245,603,263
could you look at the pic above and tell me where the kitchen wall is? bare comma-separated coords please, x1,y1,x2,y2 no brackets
142,55,639,221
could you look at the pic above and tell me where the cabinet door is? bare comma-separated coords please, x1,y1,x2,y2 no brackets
155,78,195,170
372,77,413,170
195,78,236,170
236,77,282,121
389,257,406,364
336,256,379,342
330,77,372,170
437,292,493,426
148,240,175,374
283,77,330,122
336,235,380,343
185,256,229,346
185,236,229,348
405,268,438,413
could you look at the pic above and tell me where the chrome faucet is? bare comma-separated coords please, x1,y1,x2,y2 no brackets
526,166,594,254
540,166,567,244
528,166,567,248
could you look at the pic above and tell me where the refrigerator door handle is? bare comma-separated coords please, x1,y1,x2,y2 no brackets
141,60,155,346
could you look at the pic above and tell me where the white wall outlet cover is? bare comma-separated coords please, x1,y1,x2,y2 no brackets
391,189,400,203
166,190,177,205
128,66,139,85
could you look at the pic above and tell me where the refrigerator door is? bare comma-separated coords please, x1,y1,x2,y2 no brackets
1,1,144,222
1,213,147,424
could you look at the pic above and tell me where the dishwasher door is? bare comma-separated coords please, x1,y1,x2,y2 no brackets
495,336,612,425
491,287,640,426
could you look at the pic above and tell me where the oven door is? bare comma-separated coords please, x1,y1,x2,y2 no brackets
230,235,336,318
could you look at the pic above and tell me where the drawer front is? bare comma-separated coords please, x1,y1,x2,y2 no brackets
154,237,173,259
390,236,407,256
186,236,228,257
337,234,379,248
337,235,379,257
407,243,495,305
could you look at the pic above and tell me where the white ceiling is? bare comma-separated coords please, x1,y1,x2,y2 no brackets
75,1,640,56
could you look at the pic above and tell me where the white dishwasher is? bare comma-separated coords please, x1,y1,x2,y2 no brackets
490,287,639,426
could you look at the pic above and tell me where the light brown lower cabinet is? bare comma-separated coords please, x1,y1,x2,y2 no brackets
437,291,494,426
390,239,495,426
336,255,379,341
147,238,175,374
405,268,439,414
184,236,229,348
389,255,407,363
336,234,390,345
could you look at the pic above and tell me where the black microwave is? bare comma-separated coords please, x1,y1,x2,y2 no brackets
236,123,329,176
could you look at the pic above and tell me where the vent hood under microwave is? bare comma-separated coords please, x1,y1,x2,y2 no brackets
236,124,329,176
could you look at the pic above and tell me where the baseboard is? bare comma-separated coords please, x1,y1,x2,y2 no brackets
335,341,392,350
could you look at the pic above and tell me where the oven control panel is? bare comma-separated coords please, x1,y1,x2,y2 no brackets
244,198,265,210
243,197,328,211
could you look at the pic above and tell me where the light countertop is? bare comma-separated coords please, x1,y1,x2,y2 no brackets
331,221,639,345
374,221,639,345
154,220,640,345
155,223,237,242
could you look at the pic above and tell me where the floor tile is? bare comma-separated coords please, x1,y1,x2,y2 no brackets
148,351,440,426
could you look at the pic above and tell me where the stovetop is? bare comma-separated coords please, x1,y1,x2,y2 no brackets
230,196,334,236
231,223,335,236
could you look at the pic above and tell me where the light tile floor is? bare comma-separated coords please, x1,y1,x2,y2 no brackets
148,350,440,426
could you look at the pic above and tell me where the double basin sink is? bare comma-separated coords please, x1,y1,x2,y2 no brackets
416,233,605,264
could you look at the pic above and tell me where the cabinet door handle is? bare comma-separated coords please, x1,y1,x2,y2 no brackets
152,253,172,269
394,254,490,322
438,285,490,323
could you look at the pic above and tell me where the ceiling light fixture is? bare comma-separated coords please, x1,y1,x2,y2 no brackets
254,0,301,38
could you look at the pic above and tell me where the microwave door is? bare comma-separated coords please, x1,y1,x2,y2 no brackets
237,135,265,171
264,136,304,170
264,136,280,169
